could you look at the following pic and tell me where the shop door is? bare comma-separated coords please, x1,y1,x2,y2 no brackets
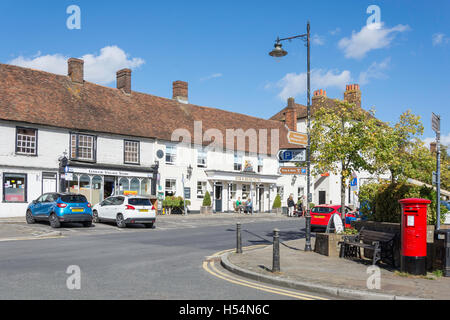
104,176,116,199
258,187,264,213
215,185,223,212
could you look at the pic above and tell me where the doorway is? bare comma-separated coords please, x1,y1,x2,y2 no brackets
257,186,264,213
104,176,115,199
215,184,223,212
319,190,326,205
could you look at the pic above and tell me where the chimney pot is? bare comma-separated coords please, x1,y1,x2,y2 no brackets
430,142,437,153
68,58,84,84
173,81,188,103
344,83,361,108
117,69,132,94
284,97,297,132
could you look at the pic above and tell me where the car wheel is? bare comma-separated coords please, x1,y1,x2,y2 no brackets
83,221,92,228
26,210,35,224
93,210,99,223
49,213,61,229
145,223,154,229
116,214,126,229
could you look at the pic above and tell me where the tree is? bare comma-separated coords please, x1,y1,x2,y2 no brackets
310,100,384,221
272,194,281,209
202,191,212,207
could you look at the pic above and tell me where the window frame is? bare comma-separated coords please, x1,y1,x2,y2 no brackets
197,148,207,168
197,181,207,199
165,145,177,165
234,153,243,171
69,132,97,163
123,139,140,165
2,172,28,203
165,179,177,197
15,127,38,156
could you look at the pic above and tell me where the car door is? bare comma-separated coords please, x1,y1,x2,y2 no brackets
110,197,125,219
33,194,48,217
41,193,57,217
98,197,113,220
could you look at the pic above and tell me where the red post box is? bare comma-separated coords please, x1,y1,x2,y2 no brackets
399,198,431,275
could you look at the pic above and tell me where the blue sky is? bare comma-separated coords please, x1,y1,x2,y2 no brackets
0,0,448,144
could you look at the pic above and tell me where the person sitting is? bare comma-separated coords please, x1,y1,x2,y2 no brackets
245,199,253,214
235,197,243,213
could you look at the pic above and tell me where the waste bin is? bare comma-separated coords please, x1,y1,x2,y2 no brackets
399,198,430,275
434,229,450,277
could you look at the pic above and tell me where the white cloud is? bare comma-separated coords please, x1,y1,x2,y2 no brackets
312,34,325,46
8,46,145,85
359,57,391,85
200,73,223,81
329,28,341,36
274,69,352,101
338,23,410,59
432,33,449,46
424,133,450,147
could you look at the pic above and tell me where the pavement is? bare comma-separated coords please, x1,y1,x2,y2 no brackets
222,237,450,300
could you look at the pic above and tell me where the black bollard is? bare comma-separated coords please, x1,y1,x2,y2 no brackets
272,228,280,272
305,214,312,252
236,223,242,254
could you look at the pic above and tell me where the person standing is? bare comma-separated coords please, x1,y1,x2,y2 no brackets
287,195,295,217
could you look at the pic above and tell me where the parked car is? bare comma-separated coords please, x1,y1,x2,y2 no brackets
310,205,357,232
92,195,156,228
26,193,93,228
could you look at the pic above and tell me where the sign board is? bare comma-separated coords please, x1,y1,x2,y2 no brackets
184,187,191,200
278,149,306,162
65,173,73,181
287,131,308,146
432,113,440,133
350,178,358,187
333,214,344,233
279,167,307,175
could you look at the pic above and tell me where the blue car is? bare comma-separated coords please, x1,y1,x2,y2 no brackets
26,193,93,228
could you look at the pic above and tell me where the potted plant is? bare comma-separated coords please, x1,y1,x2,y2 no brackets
163,196,174,215
201,191,213,214
272,194,282,215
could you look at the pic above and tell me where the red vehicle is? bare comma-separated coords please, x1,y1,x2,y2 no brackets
310,205,357,231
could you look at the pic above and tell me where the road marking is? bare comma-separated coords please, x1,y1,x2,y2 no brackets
202,247,328,301
0,235,64,242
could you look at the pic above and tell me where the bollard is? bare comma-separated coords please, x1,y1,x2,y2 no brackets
272,228,280,272
236,223,242,254
305,214,312,252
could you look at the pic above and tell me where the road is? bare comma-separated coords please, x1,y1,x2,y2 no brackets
0,215,333,300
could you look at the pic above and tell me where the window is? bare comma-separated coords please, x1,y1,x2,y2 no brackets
311,207,334,214
16,128,37,156
61,194,88,203
197,181,207,199
277,186,284,200
230,184,237,199
124,140,140,164
70,133,96,162
197,148,207,168
3,173,27,203
129,198,152,206
258,156,263,173
165,179,176,197
234,153,242,171
166,145,177,165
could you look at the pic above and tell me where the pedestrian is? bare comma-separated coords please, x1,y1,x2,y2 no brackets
246,199,253,214
236,197,243,213
287,194,295,217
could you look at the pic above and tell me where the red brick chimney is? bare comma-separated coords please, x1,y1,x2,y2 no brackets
312,89,327,108
344,84,361,108
68,58,84,84
173,81,188,103
117,69,132,94
284,97,297,132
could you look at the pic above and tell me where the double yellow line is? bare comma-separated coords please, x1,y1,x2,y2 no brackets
203,246,328,300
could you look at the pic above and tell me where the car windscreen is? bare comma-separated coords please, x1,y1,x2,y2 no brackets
311,207,334,214
128,198,152,206
61,195,88,203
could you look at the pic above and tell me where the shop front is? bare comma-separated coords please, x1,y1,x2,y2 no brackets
62,163,157,205
205,170,279,213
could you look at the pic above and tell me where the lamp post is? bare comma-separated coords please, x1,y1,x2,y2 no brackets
269,21,312,252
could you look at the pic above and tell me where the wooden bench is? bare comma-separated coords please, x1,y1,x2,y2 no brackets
339,227,396,266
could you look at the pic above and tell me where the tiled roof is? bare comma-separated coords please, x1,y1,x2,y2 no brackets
270,97,340,121
0,63,298,155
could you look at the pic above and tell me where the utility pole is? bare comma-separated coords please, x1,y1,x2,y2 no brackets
432,113,441,230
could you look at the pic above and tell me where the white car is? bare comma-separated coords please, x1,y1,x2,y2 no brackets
93,195,156,228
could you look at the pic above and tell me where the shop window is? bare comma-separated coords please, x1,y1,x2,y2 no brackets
3,173,27,203
119,178,130,195
242,184,250,200
78,175,91,202
197,181,207,199
124,140,140,164
140,178,151,197
70,133,96,162
68,174,80,193
130,178,140,195
230,184,237,199
166,145,177,165
91,176,103,205
165,179,176,197
16,128,37,156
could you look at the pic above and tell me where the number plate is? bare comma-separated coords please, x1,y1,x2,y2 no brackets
139,209,149,213
72,208,84,213
315,215,325,219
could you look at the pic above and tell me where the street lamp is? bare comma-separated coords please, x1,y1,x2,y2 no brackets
269,21,312,252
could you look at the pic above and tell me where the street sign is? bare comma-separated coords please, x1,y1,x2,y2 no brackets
279,167,307,175
278,149,306,162
287,131,308,146
350,178,358,187
432,113,440,133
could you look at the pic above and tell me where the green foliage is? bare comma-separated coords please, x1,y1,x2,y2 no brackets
309,203,315,209
202,191,212,207
272,194,282,209
358,182,448,224
163,196,190,209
